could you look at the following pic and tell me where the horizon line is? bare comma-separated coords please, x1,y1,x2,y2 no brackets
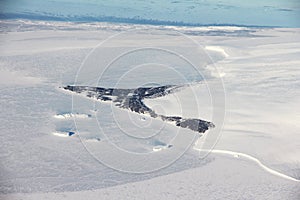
0,12,284,28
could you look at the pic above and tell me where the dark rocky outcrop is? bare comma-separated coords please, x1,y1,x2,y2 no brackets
64,85,215,134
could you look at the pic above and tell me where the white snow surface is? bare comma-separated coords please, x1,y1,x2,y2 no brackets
53,113,90,119
0,20,300,199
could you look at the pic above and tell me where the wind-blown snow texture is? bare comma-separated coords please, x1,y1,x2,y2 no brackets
0,20,300,199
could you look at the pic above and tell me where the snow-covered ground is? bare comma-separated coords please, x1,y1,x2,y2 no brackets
0,20,299,199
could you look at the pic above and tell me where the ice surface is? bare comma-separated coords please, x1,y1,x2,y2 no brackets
0,20,299,199
1,0,300,27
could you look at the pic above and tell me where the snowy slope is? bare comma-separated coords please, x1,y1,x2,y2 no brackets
0,21,299,199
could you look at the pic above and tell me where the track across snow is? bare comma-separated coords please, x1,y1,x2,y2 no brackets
195,148,300,182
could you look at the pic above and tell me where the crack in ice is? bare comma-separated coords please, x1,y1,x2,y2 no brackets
195,148,300,182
